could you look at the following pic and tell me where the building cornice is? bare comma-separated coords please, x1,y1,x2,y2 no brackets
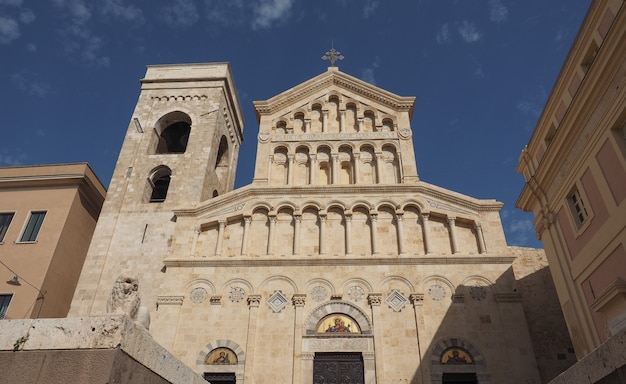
163,256,516,268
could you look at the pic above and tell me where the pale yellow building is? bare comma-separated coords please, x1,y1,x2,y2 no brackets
0,163,106,320
70,62,573,383
517,0,626,362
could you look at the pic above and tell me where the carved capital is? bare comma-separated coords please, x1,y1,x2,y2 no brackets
210,295,222,305
247,294,262,307
409,293,424,306
292,294,306,307
368,293,383,306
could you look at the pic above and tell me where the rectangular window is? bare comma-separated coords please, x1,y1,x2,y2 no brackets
20,211,46,242
0,294,12,319
568,188,589,226
0,213,14,242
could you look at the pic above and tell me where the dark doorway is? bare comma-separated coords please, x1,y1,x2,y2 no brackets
203,372,236,384
313,352,364,384
442,372,478,384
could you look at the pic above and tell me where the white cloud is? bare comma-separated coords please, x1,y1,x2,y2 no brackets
361,56,380,85
100,0,144,23
0,16,19,44
507,217,536,244
19,8,35,23
363,0,379,19
0,149,27,166
488,0,508,23
53,0,92,24
251,0,293,30
0,0,22,6
436,23,450,44
26,42,36,51
458,20,482,43
11,72,51,98
517,101,542,117
159,0,199,28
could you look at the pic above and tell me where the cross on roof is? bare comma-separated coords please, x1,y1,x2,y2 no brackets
322,47,344,67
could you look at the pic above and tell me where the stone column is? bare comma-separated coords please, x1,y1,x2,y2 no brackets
368,293,384,384
309,154,317,185
331,154,339,185
292,294,306,383
396,212,406,255
353,153,360,185
190,226,200,257
410,294,426,384
339,110,346,132
447,216,459,254
370,212,379,255
357,117,364,132
304,118,311,133
244,295,261,383
344,212,352,256
215,220,226,256
267,154,273,183
293,215,301,255
241,216,251,256
267,215,276,256
287,154,295,185
374,152,383,184
422,213,431,254
475,222,486,254
322,110,329,133
319,212,327,255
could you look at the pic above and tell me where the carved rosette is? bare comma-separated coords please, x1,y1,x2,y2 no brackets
190,287,208,303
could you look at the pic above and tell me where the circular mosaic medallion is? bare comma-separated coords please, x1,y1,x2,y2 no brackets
311,286,328,302
190,287,208,303
229,287,245,303
347,285,365,302
470,286,486,301
428,284,446,301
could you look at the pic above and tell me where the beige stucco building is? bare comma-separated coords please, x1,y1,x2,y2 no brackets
516,0,626,363
0,163,106,320
69,62,573,383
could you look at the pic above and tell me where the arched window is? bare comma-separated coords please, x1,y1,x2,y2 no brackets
148,166,172,203
154,112,192,154
215,136,229,169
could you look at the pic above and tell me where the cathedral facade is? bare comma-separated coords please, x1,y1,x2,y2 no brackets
70,63,571,383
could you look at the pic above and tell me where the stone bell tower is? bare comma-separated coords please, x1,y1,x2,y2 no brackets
69,63,244,317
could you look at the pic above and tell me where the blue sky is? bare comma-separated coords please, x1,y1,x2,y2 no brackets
0,0,591,248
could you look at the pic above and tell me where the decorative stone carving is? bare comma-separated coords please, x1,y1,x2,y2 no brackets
311,285,328,302
398,128,412,139
229,287,246,303
409,293,424,306
469,286,487,301
347,285,365,302
190,287,208,303
292,293,306,307
258,132,270,142
367,293,382,306
385,289,409,312
428,284,446,301
156,296,184,306
267,290,289,313
107,274,151,331
247,294,261,307
210,295,222,305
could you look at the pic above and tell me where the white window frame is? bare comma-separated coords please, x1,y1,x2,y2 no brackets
0,212,15,243
0,294,12,319
566,185,593,234
18,211,47,243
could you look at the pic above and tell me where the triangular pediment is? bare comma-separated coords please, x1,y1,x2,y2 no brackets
253,67,415,123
